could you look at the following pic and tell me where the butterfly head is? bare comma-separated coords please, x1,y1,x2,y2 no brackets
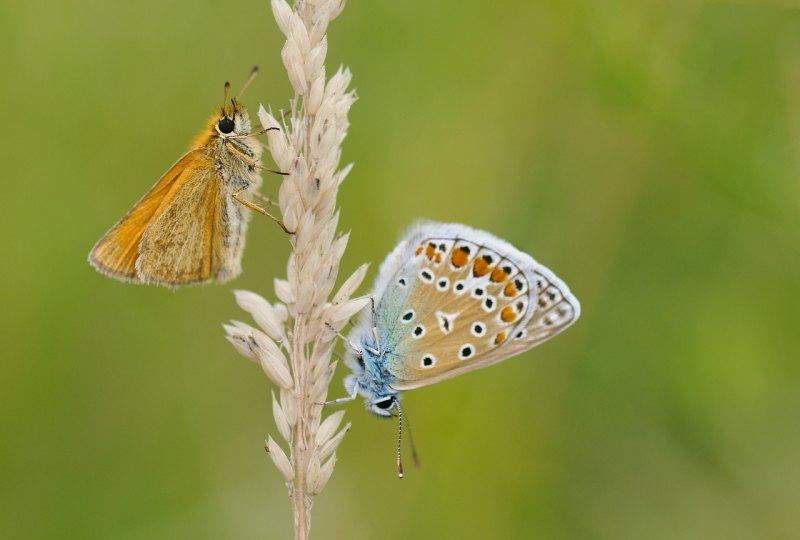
344,346,400,418
215,98,252,137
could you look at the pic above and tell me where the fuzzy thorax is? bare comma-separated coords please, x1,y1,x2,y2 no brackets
344,339,400,418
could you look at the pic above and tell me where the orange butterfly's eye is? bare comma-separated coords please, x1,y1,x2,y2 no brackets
217,117,235,134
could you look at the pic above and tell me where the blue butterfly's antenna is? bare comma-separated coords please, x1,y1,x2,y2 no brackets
394,401,421,479
405,406,421,469
396,401,405,479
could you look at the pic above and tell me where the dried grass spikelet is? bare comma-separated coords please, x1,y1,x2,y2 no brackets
223,0,360,538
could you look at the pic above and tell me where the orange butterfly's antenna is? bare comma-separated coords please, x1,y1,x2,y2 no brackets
395,401,421,479
238,65,259,99
222,81,232,114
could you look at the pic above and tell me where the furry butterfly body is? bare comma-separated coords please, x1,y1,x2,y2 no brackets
344,222,581,417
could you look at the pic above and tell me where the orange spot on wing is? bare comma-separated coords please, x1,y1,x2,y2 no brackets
538,298,548,308
435,252,442,263
473,257,491,277
490,267,508,283
501,306,517,323
425,243,436,259
494,331,507,345
451,247,470,268
415,246,423,255
504,282,518,297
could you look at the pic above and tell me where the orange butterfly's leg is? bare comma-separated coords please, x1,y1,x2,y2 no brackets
232,188,293,234
224,139,288,176
261,165,288,176
225,140,290,232
249,181,282,220
228,126,281,139
252,192,278,207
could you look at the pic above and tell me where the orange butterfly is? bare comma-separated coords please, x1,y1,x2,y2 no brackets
89,67,286,287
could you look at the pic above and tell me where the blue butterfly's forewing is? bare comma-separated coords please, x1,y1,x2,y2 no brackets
347,222,580,405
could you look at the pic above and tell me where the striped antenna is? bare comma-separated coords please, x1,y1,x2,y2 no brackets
394,400,420,478
396,401,405,479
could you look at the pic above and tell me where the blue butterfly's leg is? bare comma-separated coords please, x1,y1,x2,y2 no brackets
324,385,358,407
325,323,362,354
371,328,380,352
369,296,381,353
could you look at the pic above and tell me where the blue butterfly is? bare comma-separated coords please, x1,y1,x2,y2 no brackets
334,222,580,474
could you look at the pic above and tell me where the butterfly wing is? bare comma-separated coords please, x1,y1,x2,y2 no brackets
374,223,580,391
88,149,206,282
135,153,235,285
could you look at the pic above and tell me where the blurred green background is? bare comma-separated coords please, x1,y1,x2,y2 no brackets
2,0,799,538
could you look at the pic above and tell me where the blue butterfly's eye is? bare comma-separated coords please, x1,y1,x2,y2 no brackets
375,398,394,410
357,355,365,369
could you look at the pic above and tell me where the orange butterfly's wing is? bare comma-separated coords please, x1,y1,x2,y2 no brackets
88,149,207,282
136,156,235,286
